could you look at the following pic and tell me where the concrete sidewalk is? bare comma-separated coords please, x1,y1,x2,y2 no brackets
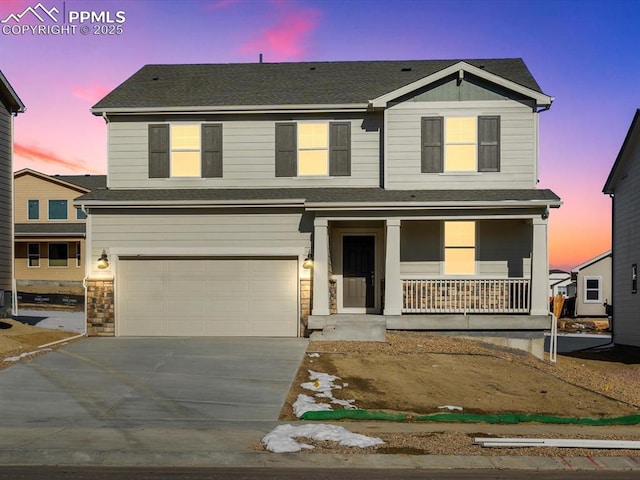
1,422,639,470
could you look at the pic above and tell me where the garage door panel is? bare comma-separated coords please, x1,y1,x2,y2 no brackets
118,258,298,337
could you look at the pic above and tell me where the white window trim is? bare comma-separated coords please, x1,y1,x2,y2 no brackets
27,199,40,221
297,121,329,177
48,199,69,221
443,116,478,173
170,123,201,178
48,242,69,269
583,275,602,303
441,220,477,276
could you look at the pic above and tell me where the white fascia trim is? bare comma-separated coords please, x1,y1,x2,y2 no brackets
91,104,369,116
110,246,306,257
74,199,306,209
369,61,553,108
305,200,561,211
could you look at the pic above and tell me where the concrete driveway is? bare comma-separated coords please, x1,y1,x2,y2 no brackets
0,337,308,427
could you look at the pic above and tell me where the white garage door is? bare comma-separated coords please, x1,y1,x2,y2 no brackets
117,257,298,337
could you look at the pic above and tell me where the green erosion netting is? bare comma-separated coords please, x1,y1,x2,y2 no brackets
301,410,640,426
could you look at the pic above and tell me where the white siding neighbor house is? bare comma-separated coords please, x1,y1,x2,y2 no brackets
571,251,612,317
603,109,640,347
0,70,25,316
78,59,561,345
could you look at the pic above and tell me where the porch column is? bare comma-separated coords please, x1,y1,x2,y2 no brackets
312,218,330,316
384,219,402,316
530,217,549,316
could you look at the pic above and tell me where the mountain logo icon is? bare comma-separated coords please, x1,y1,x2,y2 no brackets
1,3,60,24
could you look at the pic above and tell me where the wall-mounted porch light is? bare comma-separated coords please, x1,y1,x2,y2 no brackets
302,252,314,269
97,250,109,269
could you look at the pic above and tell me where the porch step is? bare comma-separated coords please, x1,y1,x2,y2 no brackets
309,315,386,342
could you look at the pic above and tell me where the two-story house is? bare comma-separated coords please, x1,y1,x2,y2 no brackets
78,59,561,344
0,70,25,317
13,168,106,296
603,109,640,347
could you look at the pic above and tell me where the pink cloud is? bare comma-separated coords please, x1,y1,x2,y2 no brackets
14,143,100,173
72,84,112,103
239,8,320,61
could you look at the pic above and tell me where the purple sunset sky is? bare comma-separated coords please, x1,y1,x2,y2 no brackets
1,0,639,271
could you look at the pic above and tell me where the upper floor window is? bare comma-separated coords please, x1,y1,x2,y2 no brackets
421,116,500,173
276,122,351,177
583,276,601,303
444,221,476,275
148,123,222,179
28,200,39,220
48,200,68,220
76,207,87,220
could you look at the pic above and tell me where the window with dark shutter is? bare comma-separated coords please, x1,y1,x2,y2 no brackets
421,117,443,173
148,124,170,178
275,123,297,177
201,124,223,178
478,116,500,172
329,122,351,176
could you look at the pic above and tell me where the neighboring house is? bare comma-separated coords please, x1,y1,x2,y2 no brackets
603,109,640,347
570,251,612,317
549,269,571,297
13,169,106,293
77,58,561,340
0,70,25,317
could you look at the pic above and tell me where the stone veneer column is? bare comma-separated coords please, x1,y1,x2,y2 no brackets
312,218,330,315
530,217,550,316
299,278,311,336
384,219,402,316
86,278,115,336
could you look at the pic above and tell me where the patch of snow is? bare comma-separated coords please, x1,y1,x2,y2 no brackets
262,424,384,453
308,353,320,358
293,394,332,418
3,348,51,363
438,405,463,411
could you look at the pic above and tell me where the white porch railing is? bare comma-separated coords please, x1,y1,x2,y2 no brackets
402,278,530,314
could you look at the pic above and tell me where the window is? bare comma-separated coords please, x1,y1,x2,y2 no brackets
444,221,476,275
148,124,222,179
421,116,500,173
48,200,68,220
48,243,68,267
28,200,39,220
276,122,351,177
27,243,40,267
584,276,601,303
75,241,81,267
632,264,637,294
298,123,329,175
76,207,87,220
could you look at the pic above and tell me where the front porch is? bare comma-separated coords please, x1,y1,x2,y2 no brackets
307,214,552,329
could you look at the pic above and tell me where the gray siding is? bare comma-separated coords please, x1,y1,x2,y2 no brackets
107,114,381,189
0,103,11,294
612,131,640,346
89,208,312,276
400,219,531,277
386,100,537,190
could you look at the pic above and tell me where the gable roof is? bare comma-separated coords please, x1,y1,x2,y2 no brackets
603,109,640,193
92,58,549,114
0,70,25,114
14,168,106,193
571,250,612,273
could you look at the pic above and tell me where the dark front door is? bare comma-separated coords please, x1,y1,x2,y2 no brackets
342,235,375,309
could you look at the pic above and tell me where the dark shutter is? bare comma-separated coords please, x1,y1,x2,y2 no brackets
275,123,297,177
148,124,170,178
421,117,443,173
201,124,223,178
329,122,351,176
478,116,500,172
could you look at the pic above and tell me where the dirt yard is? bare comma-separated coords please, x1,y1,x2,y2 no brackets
281,332,640,420
0,318,80,370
